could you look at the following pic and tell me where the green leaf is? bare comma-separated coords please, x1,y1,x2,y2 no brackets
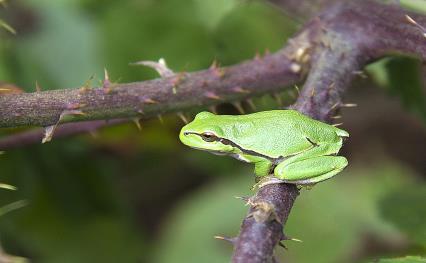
379,185,426,246
373,256,426,263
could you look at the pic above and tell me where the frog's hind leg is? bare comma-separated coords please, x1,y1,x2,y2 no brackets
274,156,348,185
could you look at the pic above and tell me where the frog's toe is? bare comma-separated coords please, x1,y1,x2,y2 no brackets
252,176,286,190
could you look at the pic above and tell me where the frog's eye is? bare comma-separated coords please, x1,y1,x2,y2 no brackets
200,132,218,142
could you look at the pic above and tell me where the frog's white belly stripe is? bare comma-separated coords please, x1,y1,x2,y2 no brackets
230,153,251,163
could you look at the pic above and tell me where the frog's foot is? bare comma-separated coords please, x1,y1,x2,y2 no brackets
251,175,286,190
246,200,281,224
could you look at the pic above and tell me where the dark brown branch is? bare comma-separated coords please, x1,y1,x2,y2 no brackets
232,1,426,262
0,119,127,149
0,49,304,128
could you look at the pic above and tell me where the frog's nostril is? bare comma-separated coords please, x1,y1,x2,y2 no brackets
184,132,189,136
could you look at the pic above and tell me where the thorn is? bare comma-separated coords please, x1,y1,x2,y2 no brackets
157,114,164,124
246,98,256,111
231,86,249,94
295,47,305,61
264,48,270,56
132,118,142,131
142,97,158,104
310,87,316,97
83,74,95,89
42,110,85,144
234,195,250,203
103,67,111,90
89,130,99,139
79,86,90,94
214,235,236,244
294,85,300,96
281,233,303,242
332,123,343,127
232,102,245,114
254,51,261,60
289,237,303,243
177,112,188,124
209,59,218,70
0,19,16,35
209,62,225,78
278,242,288,250
341,103,357,108
290,63,302,73
330,102,340,110
204,91,221,100
0,183,16,191
405,14,426,38
131,58,174,77
35,81,41,92
170,72,186,94
208,105,218,114
42,126,56,144
352,70,368,79
66,102,84,111
331,115,342,119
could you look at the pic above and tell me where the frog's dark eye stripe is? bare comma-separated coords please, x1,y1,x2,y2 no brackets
184,131,277,162
200,132,218,142
183,131,220,142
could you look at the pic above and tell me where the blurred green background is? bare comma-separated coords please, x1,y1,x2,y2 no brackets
0,0,425,262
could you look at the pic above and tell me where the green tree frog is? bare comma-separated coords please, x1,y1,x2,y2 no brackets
179,110,349,185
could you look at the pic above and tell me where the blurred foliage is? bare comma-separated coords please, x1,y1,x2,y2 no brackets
380,186,426,247
400,0,426,14
0,0,425,263
366,57,426,122
374,256,426,263
152,162,425,263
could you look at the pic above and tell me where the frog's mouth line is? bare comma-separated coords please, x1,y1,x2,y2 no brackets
183,132,278,162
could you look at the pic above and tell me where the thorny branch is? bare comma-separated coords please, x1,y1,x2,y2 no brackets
232,1,426,263
0,49,304,128
0,0,426,262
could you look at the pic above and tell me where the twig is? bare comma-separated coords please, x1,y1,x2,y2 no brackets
0,119,126,149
